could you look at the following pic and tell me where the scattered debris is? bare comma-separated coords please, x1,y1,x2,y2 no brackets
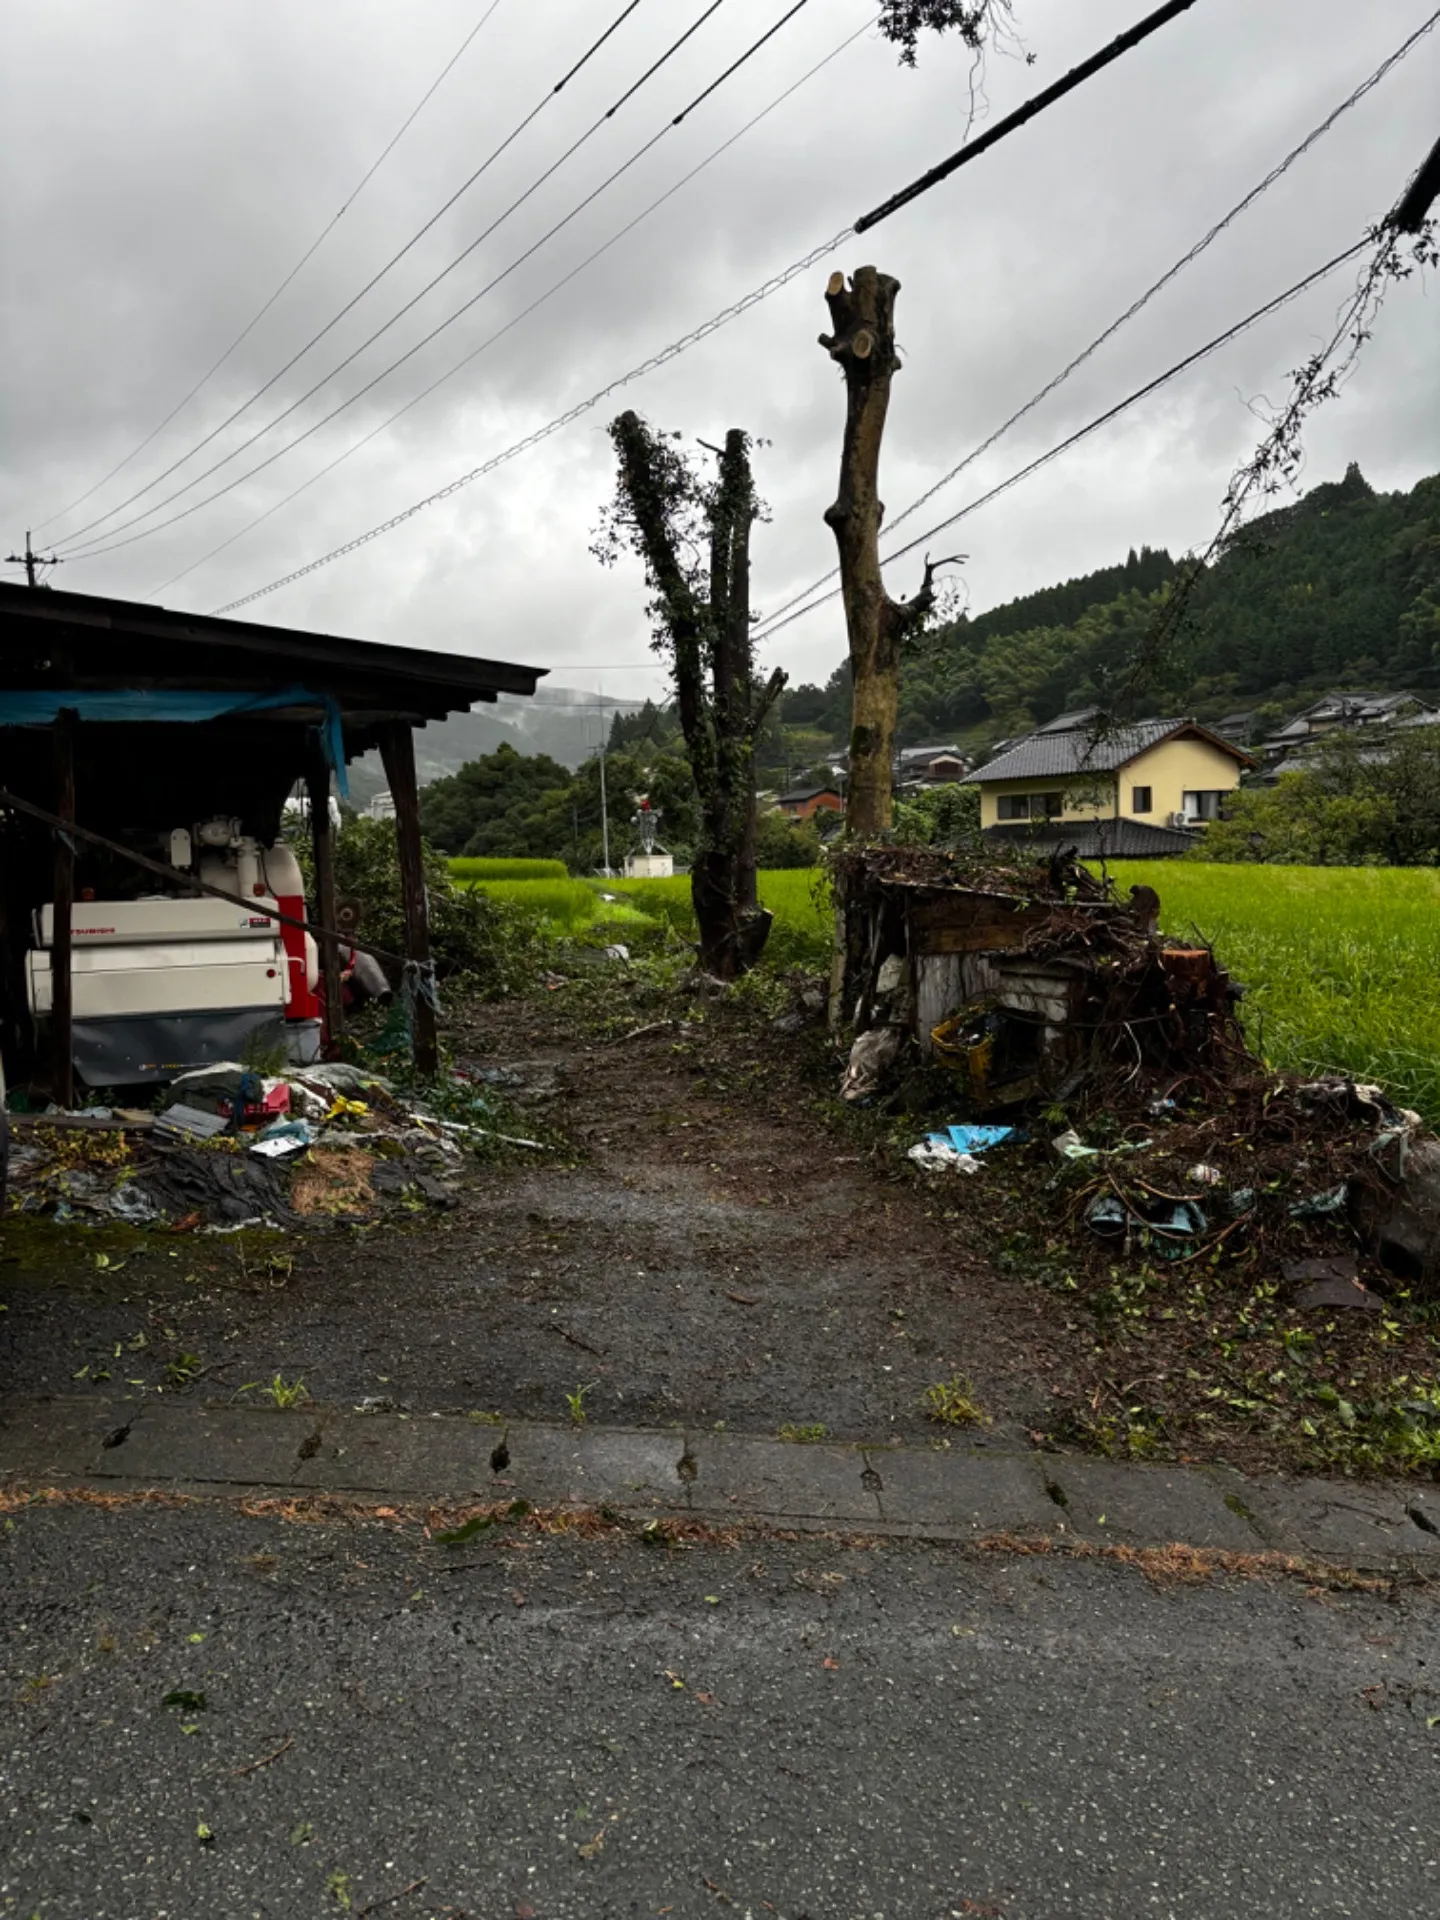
5,1051,547,1231
908,1122,1018,1174
841,1026,903,1103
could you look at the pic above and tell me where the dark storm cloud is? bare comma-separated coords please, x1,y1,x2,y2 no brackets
3,0,1436,697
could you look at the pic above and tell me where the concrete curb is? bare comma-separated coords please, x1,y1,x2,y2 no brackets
3,1395,1439,1570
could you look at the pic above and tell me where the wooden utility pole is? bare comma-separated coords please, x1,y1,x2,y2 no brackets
51,708,78,1108
377,721,438,1078
819,266,958,839
306,755,344,1052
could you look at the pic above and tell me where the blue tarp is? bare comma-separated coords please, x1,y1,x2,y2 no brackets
0,687,349,798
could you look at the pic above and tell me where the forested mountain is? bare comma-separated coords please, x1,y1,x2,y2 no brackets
779,465,1440,752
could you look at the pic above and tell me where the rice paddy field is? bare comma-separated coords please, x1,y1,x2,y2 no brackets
1109,862,1440,1124
452,856,1440,1122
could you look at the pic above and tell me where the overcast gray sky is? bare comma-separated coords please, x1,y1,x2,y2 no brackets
3,0,1436,704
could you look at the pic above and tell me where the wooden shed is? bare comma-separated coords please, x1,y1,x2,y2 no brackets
0,581,545,1097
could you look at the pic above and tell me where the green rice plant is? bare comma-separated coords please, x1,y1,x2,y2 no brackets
609,869,833,969
1106,861,1440,1125
448,857,569,881
467,877,601,932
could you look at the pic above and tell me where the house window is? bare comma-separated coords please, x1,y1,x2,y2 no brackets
996,792,1063,822
1131,785,1153,815
1183,789,1226,821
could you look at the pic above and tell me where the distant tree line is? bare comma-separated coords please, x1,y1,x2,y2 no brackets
417,741,820,874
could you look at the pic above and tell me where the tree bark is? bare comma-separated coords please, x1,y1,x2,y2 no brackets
820,267,951,840
609,412,785,979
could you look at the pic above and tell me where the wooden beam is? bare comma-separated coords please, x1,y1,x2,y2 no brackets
377,720,437,1078
51,708,77,1109
306,755,344,1054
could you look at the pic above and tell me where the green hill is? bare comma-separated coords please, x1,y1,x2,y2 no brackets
778,464,1440,752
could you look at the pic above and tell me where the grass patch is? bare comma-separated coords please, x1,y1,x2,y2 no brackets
462,877,602,932
610,869,833,968
776,1422,828,1443
448,857,569,881
922,1377,987,1427
1106,862,1440,1124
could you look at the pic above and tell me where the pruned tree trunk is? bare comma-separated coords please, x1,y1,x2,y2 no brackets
606,412,785,978
819,266,955,841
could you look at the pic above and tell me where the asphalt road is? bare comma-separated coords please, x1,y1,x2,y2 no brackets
3,1499,1436,1920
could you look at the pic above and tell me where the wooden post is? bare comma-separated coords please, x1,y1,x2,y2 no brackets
377,721,437,1077
306,755,344,1052
51,708,77,1109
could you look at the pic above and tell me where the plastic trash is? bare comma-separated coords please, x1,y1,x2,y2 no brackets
938,1124,1017,1154
1187,1163,1223,1186
108,1183,160,1224
1289,1184,1349,1218
841,1026,903,1103
250,1119,315,1160
1054,1130,1151,1161
908,1139,981,1174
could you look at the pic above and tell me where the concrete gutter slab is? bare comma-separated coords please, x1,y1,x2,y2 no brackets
863,1444,1055,1537
1043,1457,1265,1551
500,1424,689,1512
292,1411,498,1496
685,1433,882,1525
1239,1475,1437,1565
100,1402,318,1488
0,1395,129,1479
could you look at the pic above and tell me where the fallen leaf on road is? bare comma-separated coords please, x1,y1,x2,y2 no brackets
822,1656,840,1671
578,1829,606,1859
663,1669,685,1689
695,1691,717,1707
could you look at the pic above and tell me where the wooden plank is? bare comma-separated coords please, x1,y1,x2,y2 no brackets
377,721,438,1078
307,754,344,1052
51,709,77,1109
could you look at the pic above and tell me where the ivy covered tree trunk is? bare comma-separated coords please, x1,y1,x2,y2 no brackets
819,267,955,840
602,412,785,978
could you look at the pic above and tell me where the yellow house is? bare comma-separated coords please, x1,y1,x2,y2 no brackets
970,711,1254,856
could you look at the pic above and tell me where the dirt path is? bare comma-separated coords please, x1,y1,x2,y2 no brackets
1,995,1078,1445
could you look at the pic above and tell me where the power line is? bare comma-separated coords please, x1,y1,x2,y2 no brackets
65,0,817,567
51,0,657,555
211,225,854,614
146,15,876,598
32,0,510,540
854,0,1203,233
752,236,1372,642
755,9,1440,632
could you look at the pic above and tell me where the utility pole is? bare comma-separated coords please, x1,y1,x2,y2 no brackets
5,532,62,588
597,703,612,877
